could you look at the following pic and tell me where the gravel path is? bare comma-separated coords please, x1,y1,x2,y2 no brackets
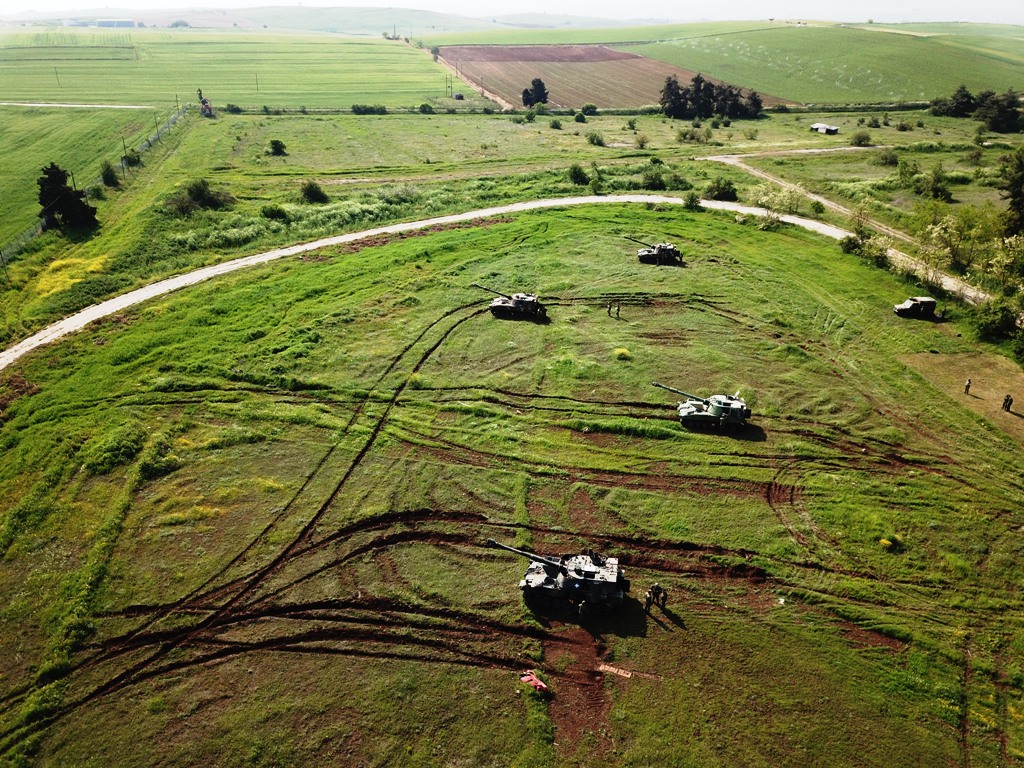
0,193,979,372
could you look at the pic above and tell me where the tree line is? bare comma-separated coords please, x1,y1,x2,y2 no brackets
930,84,1021,134
659,73,763,121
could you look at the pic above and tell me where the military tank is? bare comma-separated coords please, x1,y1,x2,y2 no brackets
652,381,752,429
623,236,683,266
472,283,547,320
485,538,629,615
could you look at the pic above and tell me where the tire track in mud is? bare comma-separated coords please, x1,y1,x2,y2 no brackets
36,305,494,725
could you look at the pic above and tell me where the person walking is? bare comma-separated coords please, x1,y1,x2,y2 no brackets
644,590,653,614
607,303,613,317
965,378,972,395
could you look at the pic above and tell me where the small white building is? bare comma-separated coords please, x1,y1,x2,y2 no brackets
810,123,839,135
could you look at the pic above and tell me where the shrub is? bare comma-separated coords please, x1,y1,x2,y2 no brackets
683,190,702,210
224,103,243,114
625,118,637,130
743,128,758,140
574,112,587,123
301,180,329,204
850,131,873,147
549,118,562,130
261,204,288,220
122,148,141,167
351,104,387,115
568,163,589,186
635,133,650,149
867,115,881,128
586,132,605,146
896,121,913,132
877,148,899,166
705,177,739,201
269,139,287,156
641,170,665,190
418,103,435,114
581,103,598,115
809,199,826,215
168,178,232,215
100,160,119,187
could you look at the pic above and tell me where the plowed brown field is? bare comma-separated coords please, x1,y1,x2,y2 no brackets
438,44,785,109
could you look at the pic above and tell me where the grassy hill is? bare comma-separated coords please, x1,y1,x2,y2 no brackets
1,24,1024,768
424,21,1024,105
3,198,1024,766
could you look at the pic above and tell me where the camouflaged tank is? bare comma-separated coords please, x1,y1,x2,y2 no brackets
485,539,629,616
472,283,547,320
623,236,683,266
652,381,752,429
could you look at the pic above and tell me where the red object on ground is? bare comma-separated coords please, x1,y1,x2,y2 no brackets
520,670,549,693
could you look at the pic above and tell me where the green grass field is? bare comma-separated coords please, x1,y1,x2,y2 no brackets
2,22,1024,767
624,26,1024,105
0,28,455,110
3,202,1023,766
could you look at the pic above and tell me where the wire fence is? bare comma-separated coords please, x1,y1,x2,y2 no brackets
0,104,190,284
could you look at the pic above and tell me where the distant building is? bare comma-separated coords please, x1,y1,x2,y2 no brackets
810,123,839,135
96,18,136,27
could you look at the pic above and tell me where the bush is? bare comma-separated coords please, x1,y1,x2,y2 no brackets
100,160,119,187
574,112,587,123
224,103,243,114
705,177,739,201
586,132,605,146
581,103,598,115
418,103,435,114
683,190,702,210
168,178,232,215
301,180,329,204
269,139,287,156
568,163,590,186
850,131,873,147
877,148,899,166
261,204,289,220
635,133,650,149
549,119,562,130
351,104,387,115
122,148,141,167
641,170,665,190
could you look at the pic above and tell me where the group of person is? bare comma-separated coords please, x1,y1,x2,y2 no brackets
644,582,668,613
964,379,1014,413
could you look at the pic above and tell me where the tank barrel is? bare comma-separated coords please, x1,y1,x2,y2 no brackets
486,538,566,572
651,381,707,402
623,236,655,248
471,283,511,299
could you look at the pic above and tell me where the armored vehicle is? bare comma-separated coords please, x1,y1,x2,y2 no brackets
485,538,629,615
472,283,547,320
652,381,752,429
623,236,683,266
893,296,937,320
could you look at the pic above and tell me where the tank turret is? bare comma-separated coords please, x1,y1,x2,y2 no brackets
623,236,682,266
486,538,629,615
472,283,547,320
652,381,751,429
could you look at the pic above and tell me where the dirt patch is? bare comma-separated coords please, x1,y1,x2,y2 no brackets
840,621,907,651
903,351,1024,445
545,625,614,759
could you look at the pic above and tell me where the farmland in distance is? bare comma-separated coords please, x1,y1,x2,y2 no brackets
438,44,788,109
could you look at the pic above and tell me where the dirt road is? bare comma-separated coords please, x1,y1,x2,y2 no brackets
0,193,981,372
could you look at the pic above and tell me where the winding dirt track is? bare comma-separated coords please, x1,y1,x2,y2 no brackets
0,192,982,373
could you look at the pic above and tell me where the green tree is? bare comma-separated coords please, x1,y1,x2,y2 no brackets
269,139,287,156
659,75,687,119
530,78,548,105
37,162,98,231
998,146,1024,236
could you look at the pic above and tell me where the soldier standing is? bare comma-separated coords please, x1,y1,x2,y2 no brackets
644,590,653,613
965,378,972,395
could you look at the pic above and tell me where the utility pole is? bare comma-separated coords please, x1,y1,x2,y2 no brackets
256,73,259,92
54,67,61,87
0,248,10,285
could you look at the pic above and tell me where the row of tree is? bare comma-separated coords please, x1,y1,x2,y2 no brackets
930,85,1021,133
660,73,763,121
